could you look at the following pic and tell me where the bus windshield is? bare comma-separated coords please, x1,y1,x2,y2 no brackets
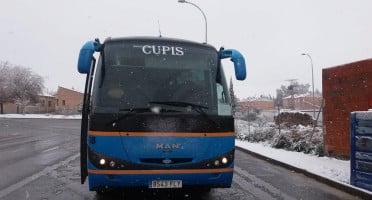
92,40,220,115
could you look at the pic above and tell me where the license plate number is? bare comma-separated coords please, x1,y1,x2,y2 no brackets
151,180,182,188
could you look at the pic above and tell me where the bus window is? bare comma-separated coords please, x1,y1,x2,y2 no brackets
92,40,218,114
217,83,232,115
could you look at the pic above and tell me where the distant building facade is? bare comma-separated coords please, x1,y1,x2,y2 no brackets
38,95,57,113
238,99,275,113
1,86,83,114
238,95,322,113
55,86,84,114
282,95,322,111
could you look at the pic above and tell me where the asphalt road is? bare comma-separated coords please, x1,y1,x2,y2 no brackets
0,118,364,200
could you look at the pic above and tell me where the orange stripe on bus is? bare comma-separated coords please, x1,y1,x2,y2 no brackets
88,168,234,175
88,131,235,137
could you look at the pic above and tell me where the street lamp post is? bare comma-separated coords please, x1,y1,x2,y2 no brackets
301,53,316,120
178,0,208,43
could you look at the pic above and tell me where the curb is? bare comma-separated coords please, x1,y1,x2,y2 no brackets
236,146,372,200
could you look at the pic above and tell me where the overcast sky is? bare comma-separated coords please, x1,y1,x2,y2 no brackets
1,0,372,99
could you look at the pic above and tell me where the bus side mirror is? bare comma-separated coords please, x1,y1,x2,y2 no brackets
78,41,98,74
219,49,246,80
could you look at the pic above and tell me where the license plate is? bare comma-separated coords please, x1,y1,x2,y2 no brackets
151,180,182,188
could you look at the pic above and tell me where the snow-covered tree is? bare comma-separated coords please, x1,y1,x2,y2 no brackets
0,62,13,114
229,77,238,112
278,81,311,97
274,81,318,109
0,61,44,114
274,89,284,108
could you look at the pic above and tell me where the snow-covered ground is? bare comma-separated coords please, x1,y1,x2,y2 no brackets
236,140,372,195
0,114,82,119
1,114,371,194
236,140,350,183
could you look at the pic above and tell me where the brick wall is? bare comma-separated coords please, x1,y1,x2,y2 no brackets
323,58,372,158
2,103,18,114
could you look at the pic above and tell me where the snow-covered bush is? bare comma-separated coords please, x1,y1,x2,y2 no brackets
271,126,323,154
235,118,275,142
235,118,324,156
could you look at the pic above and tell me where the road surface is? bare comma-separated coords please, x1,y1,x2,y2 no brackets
0,118,363,199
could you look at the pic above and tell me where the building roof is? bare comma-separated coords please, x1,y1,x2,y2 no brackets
57,86,84,95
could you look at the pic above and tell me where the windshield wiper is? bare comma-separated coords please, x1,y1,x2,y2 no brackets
108,107,151,127
149,101,219,127
149,101,208,110
149,101,208,116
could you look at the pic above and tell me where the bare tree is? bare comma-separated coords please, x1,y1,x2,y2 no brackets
274,81,313,110
0,62,13,114
274,89,284,108
11,66,44,113
278,82,311,97
0,61,44,114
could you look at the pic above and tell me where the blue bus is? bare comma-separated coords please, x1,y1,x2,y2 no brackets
77,36,246,193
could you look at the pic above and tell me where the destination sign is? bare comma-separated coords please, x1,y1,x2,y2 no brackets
134,45,184,56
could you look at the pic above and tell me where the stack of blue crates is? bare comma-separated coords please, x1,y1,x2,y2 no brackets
350,110,372,191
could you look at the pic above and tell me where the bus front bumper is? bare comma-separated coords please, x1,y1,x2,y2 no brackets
88,169,233,191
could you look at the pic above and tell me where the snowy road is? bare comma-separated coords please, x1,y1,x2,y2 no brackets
0,119,80,191
0,118,362,199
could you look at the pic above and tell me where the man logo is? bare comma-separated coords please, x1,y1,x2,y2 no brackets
162,159,173,164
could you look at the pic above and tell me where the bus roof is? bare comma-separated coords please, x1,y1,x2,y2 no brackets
103,36,217,50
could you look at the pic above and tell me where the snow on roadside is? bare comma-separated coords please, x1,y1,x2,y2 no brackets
0,114,81,119
234,118,353,186
235,140,350,184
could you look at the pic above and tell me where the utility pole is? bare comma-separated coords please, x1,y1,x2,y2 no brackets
301,53,316,119
178,0,208,43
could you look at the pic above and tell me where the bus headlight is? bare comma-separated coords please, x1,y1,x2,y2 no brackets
89,148,131,169
202,150,234,169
